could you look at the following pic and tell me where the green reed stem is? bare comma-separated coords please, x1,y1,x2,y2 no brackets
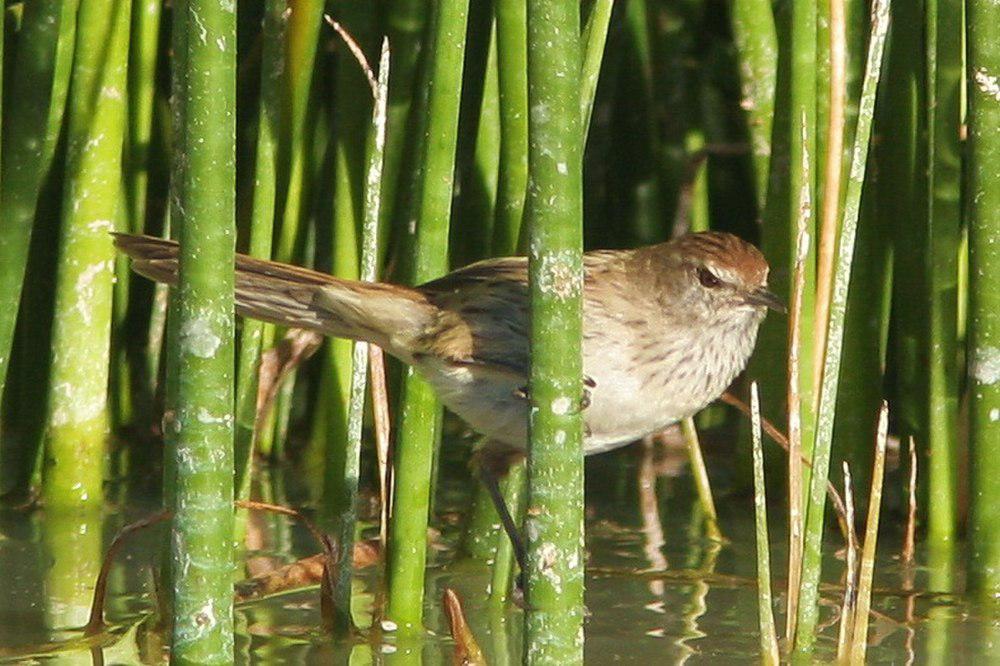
681,417,721,541
0,0,79,411
321,5,375,523
924,0,963,551
793,0,889,653
730,0,777,209
787,0,817,489
125,0,162,234
848,401,888,663
274,0,323,263
489,460,525,605
380,0,431,255
41,0,131,510
234,0,284,493
168,0,237,660
749,383,779,666
386,0,469,634
967,0,1000,600
331,39,388,637
580,0,613,134
493,0,528,256
523,0,584,660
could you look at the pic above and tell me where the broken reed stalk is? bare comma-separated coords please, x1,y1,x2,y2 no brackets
835,462,858,660
848,401,889,663
793,0,890,652
681,417,722,541
785,214,809,641
749,383,779,665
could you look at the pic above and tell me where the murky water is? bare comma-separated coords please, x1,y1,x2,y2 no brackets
1,435,997,663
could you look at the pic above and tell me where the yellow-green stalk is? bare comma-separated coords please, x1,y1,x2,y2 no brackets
42,0,131,509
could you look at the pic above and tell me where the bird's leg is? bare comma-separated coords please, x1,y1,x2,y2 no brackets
479,465,528,576
473,443,529,599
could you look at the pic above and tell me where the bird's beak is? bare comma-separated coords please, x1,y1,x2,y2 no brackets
745,288,786,313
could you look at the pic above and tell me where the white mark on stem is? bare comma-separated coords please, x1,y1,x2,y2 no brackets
971,346,1000,385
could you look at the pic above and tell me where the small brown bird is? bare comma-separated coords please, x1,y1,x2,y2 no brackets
115,231,781,564
115,231,782,461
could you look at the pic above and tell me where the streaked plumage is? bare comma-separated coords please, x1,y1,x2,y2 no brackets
115,231,780,461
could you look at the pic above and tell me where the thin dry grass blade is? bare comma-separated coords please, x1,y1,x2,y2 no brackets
902,436,917,566
370,345,392,547
836,462,858,660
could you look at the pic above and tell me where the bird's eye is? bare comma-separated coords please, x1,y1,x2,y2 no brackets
697,267,722,288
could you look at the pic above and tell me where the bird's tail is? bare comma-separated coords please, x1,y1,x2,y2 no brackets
113,234,435,357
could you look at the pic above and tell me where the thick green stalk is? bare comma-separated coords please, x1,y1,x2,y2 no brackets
523,0,584,660
924,0,963,552
168,0,237,661
967,0,1000,600
41,0,131,509
386,0,470,633
0,0,79,410
793,0,889,652
234,0,285,491
730,0,777,209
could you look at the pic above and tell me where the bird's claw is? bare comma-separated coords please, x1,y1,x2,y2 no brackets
513,376,595,413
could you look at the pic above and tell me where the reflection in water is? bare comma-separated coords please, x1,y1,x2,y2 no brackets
0,445,998,662
638,435,668,598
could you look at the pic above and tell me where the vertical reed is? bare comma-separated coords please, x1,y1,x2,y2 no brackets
749,383,779,665
168,0,237,660
0,0,80,406
967,0,1000,599
234,0,284,491
522,0,585,660
924,0,964,552
793,0,889,653
41,0,131,510
386,0,470,633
